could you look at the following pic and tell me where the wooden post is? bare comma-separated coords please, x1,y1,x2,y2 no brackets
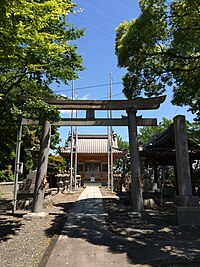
32,120,51,213
127,108,143,213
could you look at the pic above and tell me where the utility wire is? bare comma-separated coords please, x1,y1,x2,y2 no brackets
54,82,122,93
80,4,118,25
76,39,114,55
120,0,139,9
84,0,126,21
74,13,114,37
72,16,114,40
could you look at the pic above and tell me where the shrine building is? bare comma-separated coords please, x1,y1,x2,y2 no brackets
59,133,126,185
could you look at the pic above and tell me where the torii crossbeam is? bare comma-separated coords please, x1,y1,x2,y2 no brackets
14,95,166,214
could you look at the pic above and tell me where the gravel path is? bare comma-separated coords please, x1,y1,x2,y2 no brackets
0,189,83,267
1,187,200,267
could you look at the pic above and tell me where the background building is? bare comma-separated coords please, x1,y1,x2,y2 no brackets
59,133,125,185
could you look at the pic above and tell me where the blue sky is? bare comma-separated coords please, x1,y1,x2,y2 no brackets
51,0,195,145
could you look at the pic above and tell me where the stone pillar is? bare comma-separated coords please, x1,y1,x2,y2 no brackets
173,115,199,206
127,108,143,213
174,115,200,226
32,120,51,213
174,115,192,196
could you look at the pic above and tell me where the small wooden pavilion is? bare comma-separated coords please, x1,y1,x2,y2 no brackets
59,133,126,185
141,124,200,193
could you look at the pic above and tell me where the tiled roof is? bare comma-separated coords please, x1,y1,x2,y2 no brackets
60,134,124,154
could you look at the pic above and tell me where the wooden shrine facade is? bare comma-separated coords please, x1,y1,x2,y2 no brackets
59,134,126,185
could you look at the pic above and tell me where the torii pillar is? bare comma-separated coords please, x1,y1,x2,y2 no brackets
18,95,166,215
32,120,51,213
127,108,143,212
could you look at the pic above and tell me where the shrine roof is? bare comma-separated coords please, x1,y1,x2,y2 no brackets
143,124,200,165
144,124,200,153
59,134,125,154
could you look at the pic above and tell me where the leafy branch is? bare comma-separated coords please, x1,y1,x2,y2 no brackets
23,99,60,123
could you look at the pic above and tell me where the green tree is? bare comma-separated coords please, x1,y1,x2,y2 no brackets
138,117,200,146
115,0,200,119
187,122,200,144
48,155,66,175
138,118,172,146
116,134,129,152
0,0,84,97
0,1,84,171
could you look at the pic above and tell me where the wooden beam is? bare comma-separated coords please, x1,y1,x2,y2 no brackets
86,109,95,119
22,118,39,125
22,117,157,126
18,95,166,111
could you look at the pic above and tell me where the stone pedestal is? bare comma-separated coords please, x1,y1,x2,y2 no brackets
174,195,200,206
176,206,200,226
143,179,158,192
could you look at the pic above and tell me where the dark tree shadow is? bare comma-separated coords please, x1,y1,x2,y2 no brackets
45,201,76,237
0,197,25,242
0,198,12,212
45,194,200,266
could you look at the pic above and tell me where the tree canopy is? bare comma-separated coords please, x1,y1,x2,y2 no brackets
116,134,129,152
138,117,172,146
0,0,84,171
115,0,200,120
138,117,200,146
0,0,84,97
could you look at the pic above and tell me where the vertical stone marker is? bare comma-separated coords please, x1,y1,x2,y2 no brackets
173,115,200,226
174,115,192,196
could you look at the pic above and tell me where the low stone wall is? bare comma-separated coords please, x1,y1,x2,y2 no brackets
0,182,23,195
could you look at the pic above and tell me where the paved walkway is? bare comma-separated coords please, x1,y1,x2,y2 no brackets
45,186,150,267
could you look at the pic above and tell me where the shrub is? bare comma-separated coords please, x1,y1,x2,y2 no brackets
0,169,14,182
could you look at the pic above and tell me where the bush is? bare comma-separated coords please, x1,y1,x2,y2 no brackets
0,169,14,182
48,155,66,175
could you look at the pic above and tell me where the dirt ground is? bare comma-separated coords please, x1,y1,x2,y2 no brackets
0,188,84,267
0,187,200,267
100,187,200,267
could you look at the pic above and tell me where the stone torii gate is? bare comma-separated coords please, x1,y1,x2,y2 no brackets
14,95,166,214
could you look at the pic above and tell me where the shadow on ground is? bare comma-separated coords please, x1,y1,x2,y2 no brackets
45,201,75,237
0,198,23,242
51,194,200,267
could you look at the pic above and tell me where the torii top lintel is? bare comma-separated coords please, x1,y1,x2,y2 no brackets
19,95,166,110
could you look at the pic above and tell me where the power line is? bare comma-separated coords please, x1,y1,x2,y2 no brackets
74,13,114,37
98,92,124,100
84,0,126,21
70,37,115,56
120,0,139,9
72,16,114,40
81,4,117,25
53,82,123,93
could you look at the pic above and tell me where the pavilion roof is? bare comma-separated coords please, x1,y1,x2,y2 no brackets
143,124,200,165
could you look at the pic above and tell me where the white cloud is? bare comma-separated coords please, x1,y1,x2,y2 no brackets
58,94,89,117
80,94,89,100
59,110,71,117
